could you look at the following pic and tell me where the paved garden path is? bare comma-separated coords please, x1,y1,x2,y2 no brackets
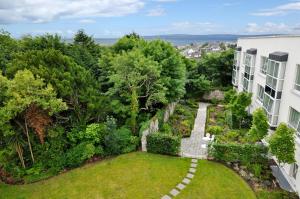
161,103,209,198
180,102,209,159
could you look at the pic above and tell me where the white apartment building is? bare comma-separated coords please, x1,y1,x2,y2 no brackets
232,35,300,193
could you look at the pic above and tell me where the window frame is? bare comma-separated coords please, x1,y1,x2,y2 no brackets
257,84,264,102
291,163,298,179
295,64,300,92
260,56,268,75
288,107,300,137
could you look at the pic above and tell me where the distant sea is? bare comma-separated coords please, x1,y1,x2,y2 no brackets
92,34,241,46
65,34,280,46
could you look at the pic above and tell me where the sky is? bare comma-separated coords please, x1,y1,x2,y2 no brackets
0,0,300,38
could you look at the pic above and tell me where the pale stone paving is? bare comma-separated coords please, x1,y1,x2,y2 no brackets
160,103,209,199
180,103,210,159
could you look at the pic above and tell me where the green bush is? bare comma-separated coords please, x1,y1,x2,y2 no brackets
209,143,268,165
206,126,223,135
248,163,263,178
168,103,197,137
147,133,180,156
65,142,97,168
226,130,240,140
160,123,173,135
68,123,108,145
210,98,219,105
224,89,237,104
38,129,67,174
104,127,138,155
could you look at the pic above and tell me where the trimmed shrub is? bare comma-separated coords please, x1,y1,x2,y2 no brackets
104,127,138,155
147,133,180,156
209,143,268,165
206,125,223,135
65,142,97,168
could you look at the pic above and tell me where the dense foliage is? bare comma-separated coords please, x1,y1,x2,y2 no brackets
0,30,234,183
269,123,295,164
166,100,198,137
225,89,252,128
210,143,268,165
248,108,269,142
185,49,234,98
147,133,181,156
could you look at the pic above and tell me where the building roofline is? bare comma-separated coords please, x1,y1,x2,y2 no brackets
238,34,300,40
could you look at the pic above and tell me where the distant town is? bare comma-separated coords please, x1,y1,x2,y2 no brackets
178,41,236,59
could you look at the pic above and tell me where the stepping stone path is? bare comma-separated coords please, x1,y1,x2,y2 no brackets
161,103,209,198
161,158,199,199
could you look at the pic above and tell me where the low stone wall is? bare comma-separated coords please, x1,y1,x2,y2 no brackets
141,102,177,152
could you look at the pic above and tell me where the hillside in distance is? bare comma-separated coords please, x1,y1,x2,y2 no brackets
90,34,279,46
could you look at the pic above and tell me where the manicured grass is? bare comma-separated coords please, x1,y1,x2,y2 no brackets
0,152,257,199
0,152,190,199
177,160,257,199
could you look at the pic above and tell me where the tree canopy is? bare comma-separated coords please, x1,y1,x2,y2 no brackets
0,30,234,183
269,123,296,164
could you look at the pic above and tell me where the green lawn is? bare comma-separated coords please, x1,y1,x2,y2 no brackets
0,152,256,199
177,160,256,199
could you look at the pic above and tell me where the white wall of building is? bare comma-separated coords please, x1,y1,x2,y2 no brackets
234,35,300,193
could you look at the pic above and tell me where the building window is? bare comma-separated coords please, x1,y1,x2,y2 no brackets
244,54,252,66
288,107,300,134
267,60,280,78
295,65,300,91
263,94,274,113
291,163,298,179
260,56,268,74
234,52,238,66
257,84,264,102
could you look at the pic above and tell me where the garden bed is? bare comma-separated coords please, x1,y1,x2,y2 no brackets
206,104,251,143
164,99,198,138
206,102,298,199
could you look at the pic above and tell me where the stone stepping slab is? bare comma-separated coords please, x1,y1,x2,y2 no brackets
189,168,196,173
187,173,194,179
176,183,186,190
162,151,202,198
182,178,191,184
161,195,172,199
191,163,197,168
170,188,180,197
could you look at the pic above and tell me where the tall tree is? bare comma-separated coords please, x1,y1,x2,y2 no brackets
184,57,211,97
0,70,67,165
227,92,252,128
198,49,234,86
0,30,19,75
108,49,166,134
269,123,296,165
113,32,145,53
142,40,186,102
6,49,107,126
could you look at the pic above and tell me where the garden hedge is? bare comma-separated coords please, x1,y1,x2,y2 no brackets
209,143,268,165
147,133,180,156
